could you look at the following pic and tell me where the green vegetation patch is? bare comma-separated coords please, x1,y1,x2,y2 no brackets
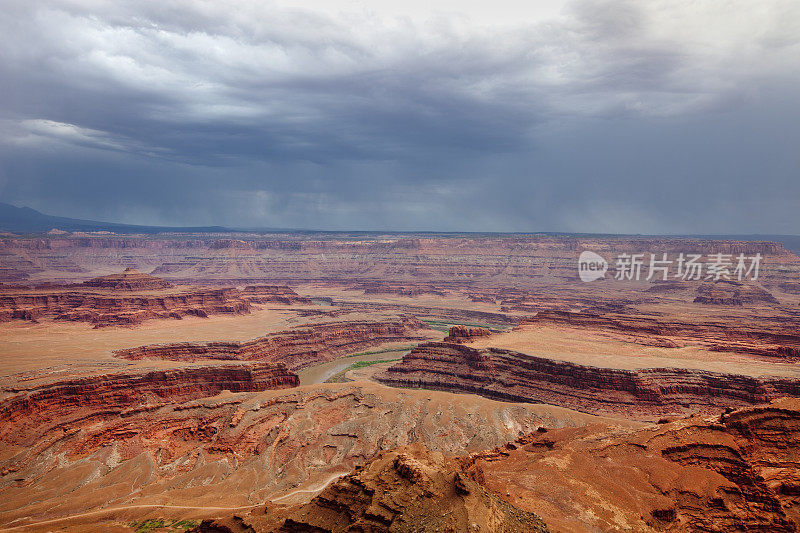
129,518,199,533
325,358,402,383
420,319,510,333
344,345,416,358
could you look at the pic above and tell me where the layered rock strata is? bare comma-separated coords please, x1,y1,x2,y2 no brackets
81,267,173,290
377,342,800,420
0,271,311,327
463,398,800,532
335,300,522,325
3,235,796,287
279,443,547,533
0,383,593,529
444,325,492,342
0,363,298,446
694,280,779,305
114,317,431,370
239,285,311,305
526,309,800,358
0,287,251,326
209,399,800,532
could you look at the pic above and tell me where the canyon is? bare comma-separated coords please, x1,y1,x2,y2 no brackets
377,337,800,420
461,397,800,532
0,232,799,531
0,269,313,327
0,363,299,447
0,381,612,530
178,398,800,532
1,235,797,288
524,309,800,358
113,317,431,370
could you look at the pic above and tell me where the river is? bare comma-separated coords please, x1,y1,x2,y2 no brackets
296,349,409,385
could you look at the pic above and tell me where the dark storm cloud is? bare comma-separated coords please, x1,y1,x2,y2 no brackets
0,0,798,232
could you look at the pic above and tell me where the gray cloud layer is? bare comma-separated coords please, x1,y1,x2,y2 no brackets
0,0,798,232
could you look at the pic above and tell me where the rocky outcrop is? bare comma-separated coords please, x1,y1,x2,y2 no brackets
0,269,315,327
0,382,591,529
0,363,298,446
0,286,251,326
694,280,779,305
188,399,800,532
0,269,271,326
239,285,311,305
376,342,800,420
350,281,447,297
444,324,492,342
279,443,547,533
82,268,173,290
335,300,522,325
525,309,800,358
2,235,796,287
114,317,431,370
462,398,800,532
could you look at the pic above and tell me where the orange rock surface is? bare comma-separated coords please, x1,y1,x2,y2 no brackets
113,316,430,370
463,398,800,532
201,398,800,532
0,233,799,531
0,271,313,327
377,341,800,420
81,268,173,291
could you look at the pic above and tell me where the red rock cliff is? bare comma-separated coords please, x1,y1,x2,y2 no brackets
376,342,800,420
114,317,431,370
526,309,800,358
0,362,298,446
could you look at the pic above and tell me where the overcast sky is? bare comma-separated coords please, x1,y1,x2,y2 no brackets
0,0,798,232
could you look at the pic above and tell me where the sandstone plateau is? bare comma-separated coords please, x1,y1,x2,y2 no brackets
0,269,312,327
1,235,797,288
377,339,800,420
0,382,610,530
113,316,430,370
180,398,800,532
0,233,799,531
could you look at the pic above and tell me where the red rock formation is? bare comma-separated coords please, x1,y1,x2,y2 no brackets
335,300,522,325
279,443,547,533
0,363,298,446
114,317,431,370
525,309,800,358
0,268,259,326
351,281,447,297
444,324,492,342
2,235,796,287
0,382,579,529
239,285,311,305
694,280,779,305
82,268,173,290
461,398,800,532
376,342,800,420
120,399,800,532
0,287,251,326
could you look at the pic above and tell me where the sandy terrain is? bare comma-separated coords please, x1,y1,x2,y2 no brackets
0,234,798,531
469,323,800,378
0,308,294,384
0,380,636,530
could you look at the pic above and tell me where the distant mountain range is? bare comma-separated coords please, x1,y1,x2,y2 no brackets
0,202,798,256
0,202,227,234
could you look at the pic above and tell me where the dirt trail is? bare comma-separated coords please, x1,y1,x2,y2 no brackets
6,471,348,530
3,503,264,531
270,471,349,504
